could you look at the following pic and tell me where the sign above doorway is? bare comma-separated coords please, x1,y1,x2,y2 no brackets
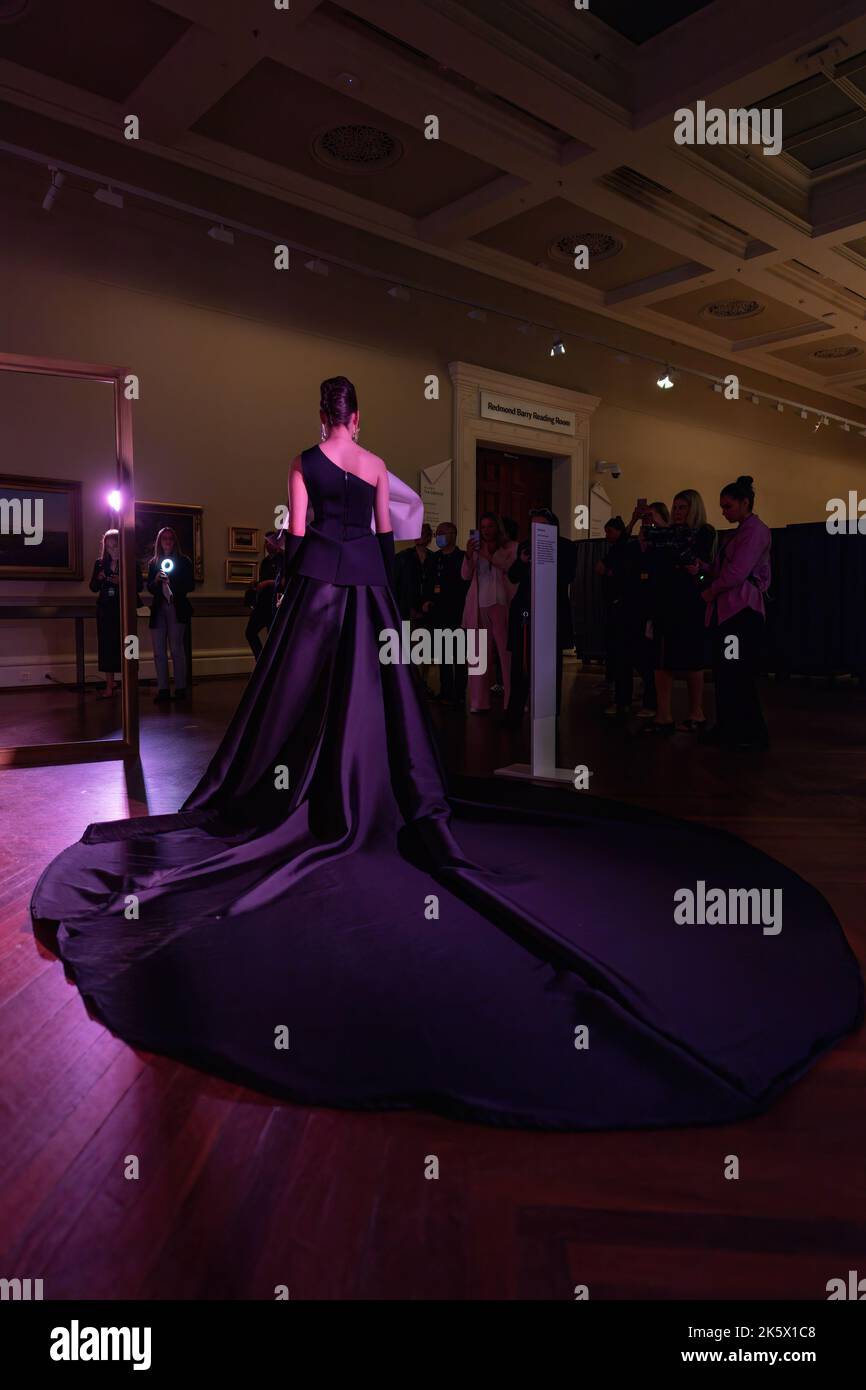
480,390,575,436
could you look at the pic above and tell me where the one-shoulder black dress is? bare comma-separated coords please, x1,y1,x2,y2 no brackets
31,446,863,1129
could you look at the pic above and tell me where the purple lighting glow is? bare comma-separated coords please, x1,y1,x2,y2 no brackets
107,489,122,511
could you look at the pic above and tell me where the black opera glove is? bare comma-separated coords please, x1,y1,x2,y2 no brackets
376,530,397,597
283,533,305,579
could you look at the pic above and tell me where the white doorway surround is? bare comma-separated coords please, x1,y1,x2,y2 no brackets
447,361,600,539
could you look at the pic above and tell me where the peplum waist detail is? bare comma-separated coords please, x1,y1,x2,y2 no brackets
294,527,388,587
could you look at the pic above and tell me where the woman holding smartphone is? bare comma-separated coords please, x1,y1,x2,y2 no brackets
461,512,516,713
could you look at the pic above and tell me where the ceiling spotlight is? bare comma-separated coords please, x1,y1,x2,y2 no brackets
336,72,362,91
550,337,566,357
387,285,410,301
842,421,851,431
41,168,65,213
656,369,674,389
800,409,808,420
304,258,329,276
94,185,124,209
751,394,760,405
207,224,234,245
776,402,784,412
712,382,723,394
468,309,487,322
106,489,122,512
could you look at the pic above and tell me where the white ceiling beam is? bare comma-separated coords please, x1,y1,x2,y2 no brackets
157,0,325,39
328,0,866,318
160,1,565,186
3,14,866,410
0,61,415,236
156,0,866,305
605,264,717,309
811,166,866,235
728,323,836,351
334,0,633,148
636,0,866,124
416,177,549,244
125,24,262,146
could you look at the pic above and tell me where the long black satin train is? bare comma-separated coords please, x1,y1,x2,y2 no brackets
30,447,864,1129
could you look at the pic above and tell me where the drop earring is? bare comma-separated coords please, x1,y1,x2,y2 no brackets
320,423,327,442
352,427,360,442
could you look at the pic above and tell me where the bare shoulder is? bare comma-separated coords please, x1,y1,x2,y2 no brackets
288,452,303,475
357,447,387,485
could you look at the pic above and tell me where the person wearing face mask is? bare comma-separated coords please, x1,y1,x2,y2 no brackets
692,474,771,750
421,521,469,706
395,523,434,692
394,523,433,623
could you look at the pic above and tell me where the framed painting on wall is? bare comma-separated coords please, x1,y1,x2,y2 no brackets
225,559,258,586
0,474,83,580
135,500,203,584
228,526,260,553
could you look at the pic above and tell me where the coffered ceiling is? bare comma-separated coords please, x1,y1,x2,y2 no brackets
4,0,866,407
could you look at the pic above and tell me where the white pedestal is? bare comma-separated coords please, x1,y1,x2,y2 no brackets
495,523,573,785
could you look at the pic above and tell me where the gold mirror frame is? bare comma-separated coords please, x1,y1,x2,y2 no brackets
0,351,139,767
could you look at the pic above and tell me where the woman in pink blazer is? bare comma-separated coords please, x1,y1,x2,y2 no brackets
462,512,517,713
691,474,771,750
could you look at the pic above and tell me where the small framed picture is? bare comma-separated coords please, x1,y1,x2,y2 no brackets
225,558,258,586
228,526,259,553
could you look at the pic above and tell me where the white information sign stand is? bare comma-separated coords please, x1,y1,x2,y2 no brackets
496,522,574,785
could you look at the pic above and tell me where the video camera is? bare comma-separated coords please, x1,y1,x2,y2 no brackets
642,523,698,568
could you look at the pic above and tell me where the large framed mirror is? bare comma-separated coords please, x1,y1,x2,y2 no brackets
0,351,139,766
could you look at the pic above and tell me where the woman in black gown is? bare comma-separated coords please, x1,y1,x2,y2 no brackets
31,378,862,1130
89,528,122,698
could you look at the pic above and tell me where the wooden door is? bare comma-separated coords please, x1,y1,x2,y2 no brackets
475,447,553,540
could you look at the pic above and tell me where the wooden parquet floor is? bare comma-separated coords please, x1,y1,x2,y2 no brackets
1,668,863,1299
